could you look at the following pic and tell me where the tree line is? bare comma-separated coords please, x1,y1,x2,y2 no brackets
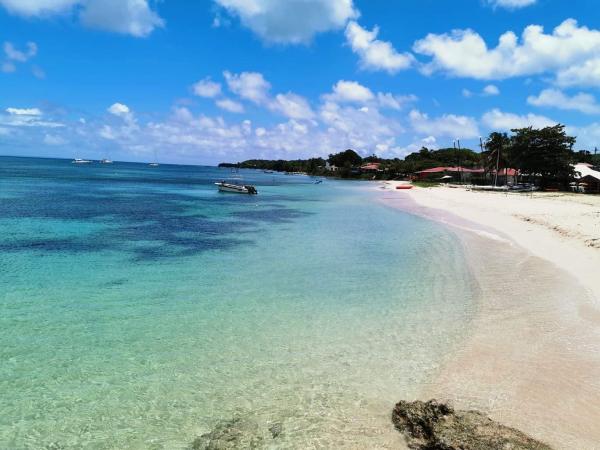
219,124,599,187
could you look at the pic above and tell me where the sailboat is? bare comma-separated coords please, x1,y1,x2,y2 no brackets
149,149,159,167
100,151,113,164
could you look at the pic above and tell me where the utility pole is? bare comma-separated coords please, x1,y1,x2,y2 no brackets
494,142,501,188
457,139,462,184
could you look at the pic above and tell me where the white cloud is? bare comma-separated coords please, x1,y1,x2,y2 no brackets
483,84,500,96
555,58,600,87
377,92,417,110
567,123,600,149
527,88,600,114
43,133,67,145
3,41,37,62
486,0,537,9
464,84,500,98
6,107,42,115
216,98,245,113
269,93,314,120
0,0,78,16
345,21,413,73
414,19,600,85
0,0,163,37
80,0,164,37
192,78,222,98
482,108,557,130
1,107,63,128
324,80,374,103
408,109,479,139
108,102,132,118
213,0,358,44
224,70,271,104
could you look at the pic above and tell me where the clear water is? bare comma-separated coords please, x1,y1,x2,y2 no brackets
0,157,475,449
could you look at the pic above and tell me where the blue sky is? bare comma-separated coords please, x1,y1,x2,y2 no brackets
1,0,600,164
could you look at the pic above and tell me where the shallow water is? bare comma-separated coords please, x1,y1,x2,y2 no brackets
0,157,476,449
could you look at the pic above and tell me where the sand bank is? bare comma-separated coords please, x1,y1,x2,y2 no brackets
380,184,600,449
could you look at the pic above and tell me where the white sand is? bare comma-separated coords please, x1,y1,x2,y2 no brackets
380,183,600,449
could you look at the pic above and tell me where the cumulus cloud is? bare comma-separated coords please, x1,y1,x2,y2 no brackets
482,108,557,130
408,109,479,139
269,93,314,120
0,0,163,37
463,84,500,98
324,80,374,103
0,0,78,16
192,78,222,98
555,58,600,87
567,123,600,149
323,80,416,110
216,98,245,113
377,92,417,110
345,21,414,73
108,102,132,118
1,107,63,127
213,0,358,44
43,133,67,145
224,70,271,104
483,84,500,96
6,107,42,115
486,0,537,9
414,19,600,85
80,0,164,37
527,89,600,114
4,41,37,62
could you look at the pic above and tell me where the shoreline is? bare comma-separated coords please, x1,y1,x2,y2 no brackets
378,184,600,449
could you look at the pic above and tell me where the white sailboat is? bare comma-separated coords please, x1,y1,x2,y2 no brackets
149,149,159,167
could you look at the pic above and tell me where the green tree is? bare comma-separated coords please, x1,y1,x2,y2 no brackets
510,125,576,188
328,149,362,167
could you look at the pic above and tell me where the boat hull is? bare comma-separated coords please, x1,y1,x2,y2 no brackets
215,182,257,194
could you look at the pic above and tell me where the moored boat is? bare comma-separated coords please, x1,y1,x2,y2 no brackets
215,181,258,194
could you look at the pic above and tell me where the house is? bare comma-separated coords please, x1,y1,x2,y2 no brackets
574,163,600,193
325,161,338,172
415,166,484,181
360,162,381,173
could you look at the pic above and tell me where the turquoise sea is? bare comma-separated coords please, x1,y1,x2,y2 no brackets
0,157,475,449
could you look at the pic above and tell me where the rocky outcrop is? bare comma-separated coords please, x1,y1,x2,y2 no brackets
189,416,283,450
392,400,553,450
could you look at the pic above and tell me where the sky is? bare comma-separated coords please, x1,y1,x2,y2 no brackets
1,0,600,165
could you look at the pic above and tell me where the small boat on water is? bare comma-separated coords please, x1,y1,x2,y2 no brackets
72,158,92,164
148,162,159,167
100,158,113,164
215,181,258,194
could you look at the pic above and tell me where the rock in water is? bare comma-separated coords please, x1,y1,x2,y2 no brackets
392,400,553,450
189,416,284,449
189,417,264,450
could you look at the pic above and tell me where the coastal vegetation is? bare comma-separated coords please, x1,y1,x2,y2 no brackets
220,124,598,190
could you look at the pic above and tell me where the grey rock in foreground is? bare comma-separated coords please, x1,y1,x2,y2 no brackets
392,400,553,450
189,416,283,450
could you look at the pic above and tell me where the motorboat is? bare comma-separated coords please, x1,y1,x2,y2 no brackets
215,181,258,194
100,158,113,164
72,158,92,164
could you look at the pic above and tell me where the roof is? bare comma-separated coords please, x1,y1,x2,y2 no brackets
360,163,381,170
416,166,484,174
574,163,600,181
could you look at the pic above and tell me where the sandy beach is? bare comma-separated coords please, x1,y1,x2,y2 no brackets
381,184,600,450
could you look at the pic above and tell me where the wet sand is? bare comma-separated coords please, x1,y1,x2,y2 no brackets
379,185,600,449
